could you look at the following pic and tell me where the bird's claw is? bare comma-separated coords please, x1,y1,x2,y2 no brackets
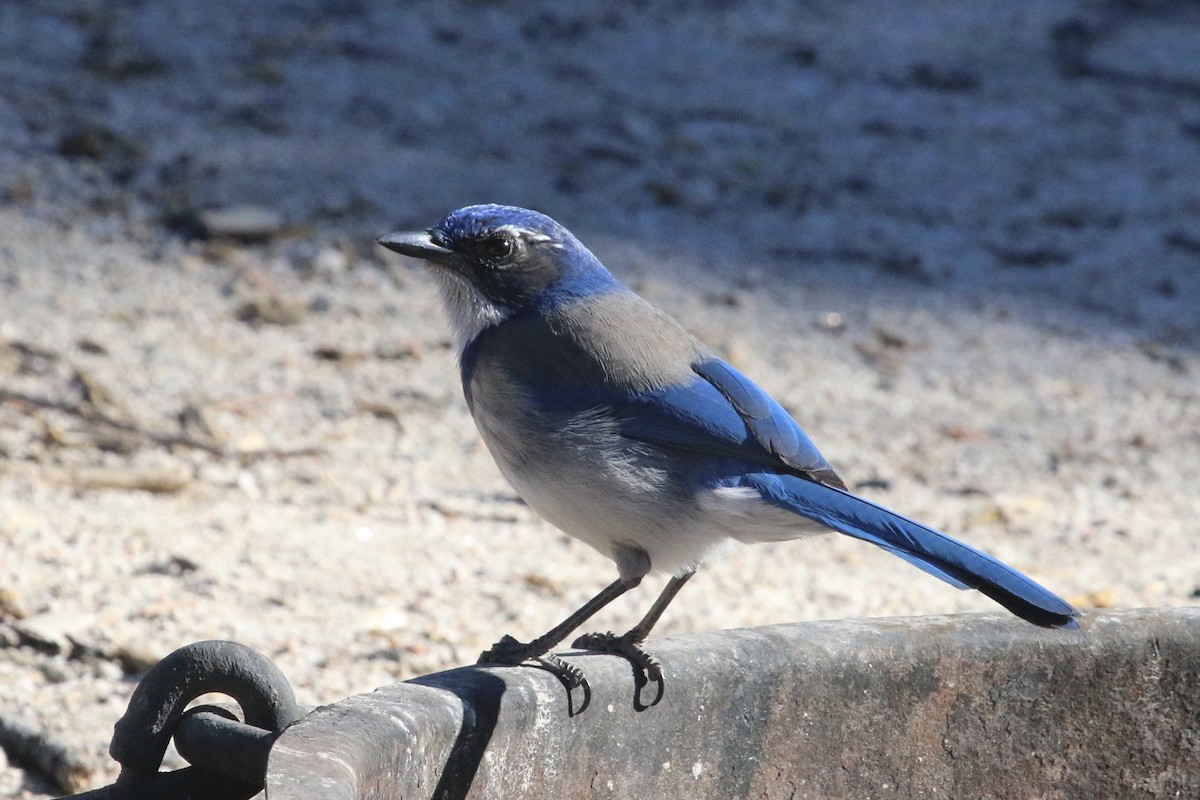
534,653,587,689
478,635,587,690
572,631,663,686
477,634,531,666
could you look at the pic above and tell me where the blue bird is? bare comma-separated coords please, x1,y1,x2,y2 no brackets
378,204,1079,688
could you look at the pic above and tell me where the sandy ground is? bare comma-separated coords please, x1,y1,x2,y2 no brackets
0,1,1198,795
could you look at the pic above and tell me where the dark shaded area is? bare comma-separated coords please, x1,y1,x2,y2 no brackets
0,0,1196,345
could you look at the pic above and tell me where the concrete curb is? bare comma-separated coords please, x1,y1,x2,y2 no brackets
266,608,1199,799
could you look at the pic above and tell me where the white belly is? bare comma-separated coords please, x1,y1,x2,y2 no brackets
468,386,826,578
469,390,741,576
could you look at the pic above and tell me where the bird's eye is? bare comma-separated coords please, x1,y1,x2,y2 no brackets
480,234,515,260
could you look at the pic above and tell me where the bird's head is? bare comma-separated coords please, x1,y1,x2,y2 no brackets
377,205,619,345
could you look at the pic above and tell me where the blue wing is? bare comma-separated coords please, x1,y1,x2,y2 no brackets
462,310,840,487
615,358,846,489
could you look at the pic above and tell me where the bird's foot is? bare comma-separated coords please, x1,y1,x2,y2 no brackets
572,630,663,688
478,634,586,690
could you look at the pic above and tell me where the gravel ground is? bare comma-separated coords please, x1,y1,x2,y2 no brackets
1,1,1198,795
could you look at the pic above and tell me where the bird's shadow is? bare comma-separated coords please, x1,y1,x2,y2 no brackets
410,669,507,800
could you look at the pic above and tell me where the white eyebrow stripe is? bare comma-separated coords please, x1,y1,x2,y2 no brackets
492,224,553,244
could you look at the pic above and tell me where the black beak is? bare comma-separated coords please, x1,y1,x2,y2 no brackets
375,231,456,264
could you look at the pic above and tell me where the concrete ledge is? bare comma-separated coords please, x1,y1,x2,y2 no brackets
266,608,1199,799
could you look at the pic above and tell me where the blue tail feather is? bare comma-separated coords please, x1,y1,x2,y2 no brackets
747,473,1080,628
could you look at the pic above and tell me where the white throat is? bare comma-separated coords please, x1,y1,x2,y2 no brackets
430,268,509,353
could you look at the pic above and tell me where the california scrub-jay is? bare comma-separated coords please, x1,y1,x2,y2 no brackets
378,204,1078,688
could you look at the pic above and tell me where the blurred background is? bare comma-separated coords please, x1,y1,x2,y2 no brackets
0,1,1197,795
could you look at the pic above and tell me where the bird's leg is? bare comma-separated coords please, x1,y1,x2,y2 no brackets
572,571,696,686
479,576,642,688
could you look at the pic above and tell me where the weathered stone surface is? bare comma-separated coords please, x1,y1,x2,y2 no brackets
266,608,1200,799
